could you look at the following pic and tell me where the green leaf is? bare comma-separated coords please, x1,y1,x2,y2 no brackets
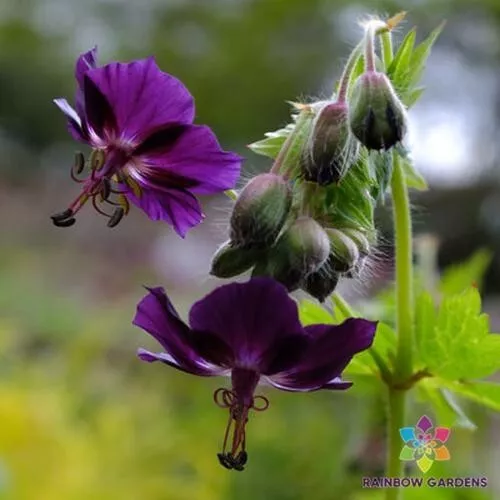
248,122,295,159
400,155,428,191
298,299,335,326
439,249,493,295
387,28,416,83
416,287,500,380
407,22,446,89
416,379,476,430
368,150,393,201
439,380,500,413
404,86,425,108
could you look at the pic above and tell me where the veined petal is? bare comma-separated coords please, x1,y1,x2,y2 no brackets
134,124,242,195
53,98,87,142
188,278,305,371
126,184,204,237
137,348,219,377
83,75,118,140
266,375,352,392
134,287,212,375
271,319,376,390
84,57,195,143
76,46,98,88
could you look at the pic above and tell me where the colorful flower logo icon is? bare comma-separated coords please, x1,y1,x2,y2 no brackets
399,415,451,473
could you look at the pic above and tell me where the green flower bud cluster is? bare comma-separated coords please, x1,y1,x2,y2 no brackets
211,173,374,301
211,15,422,303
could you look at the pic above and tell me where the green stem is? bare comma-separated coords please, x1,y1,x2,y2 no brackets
332,292,354,318
381,31,394,69
385,154,414,500
270,109,312,177
335,41,362,103
391,155,414,382
386,389,406,494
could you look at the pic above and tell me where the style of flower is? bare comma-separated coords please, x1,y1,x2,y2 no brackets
399,415,451,473
134,277,377,470
52,47,242,235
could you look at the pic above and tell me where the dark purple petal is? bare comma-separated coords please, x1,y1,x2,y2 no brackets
53,98,88,142
269,318,376,390
188,278,305,372
83,74,118,139
126,184,203,237
187,330,234,368
76,46,98,88
135,124,242,195
137,348,220,377
133,287,215,375
84,57,194,143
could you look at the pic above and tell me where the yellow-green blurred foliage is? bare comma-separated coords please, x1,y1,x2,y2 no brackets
0,248,497,500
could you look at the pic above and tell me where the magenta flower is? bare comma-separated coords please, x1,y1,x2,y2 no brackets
134,277,377,470
53,47,242,236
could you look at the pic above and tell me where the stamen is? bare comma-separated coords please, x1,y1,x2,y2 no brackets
213,388,269,471
92,196,112,217
107,207,125,228
90,149,106,171
74,152,85,174
51,208,74,222
52,217,76,227
50,208,76,227
100,178,111,201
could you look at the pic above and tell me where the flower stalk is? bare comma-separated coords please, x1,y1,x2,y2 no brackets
381,25,414,498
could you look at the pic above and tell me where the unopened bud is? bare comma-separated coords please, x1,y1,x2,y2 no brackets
341,228,372,256
301,261,339,302
210,240,261,279
302,101,359,185
326,228,360,273
348,72,407,150
260,217,330,290
230,173,292,248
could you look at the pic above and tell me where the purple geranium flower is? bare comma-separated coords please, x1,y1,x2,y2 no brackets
52,47,242,235
134,277,377,470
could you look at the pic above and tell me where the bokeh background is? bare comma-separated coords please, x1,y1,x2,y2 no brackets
1,0,500,498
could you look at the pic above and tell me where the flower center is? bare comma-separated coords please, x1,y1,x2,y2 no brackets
50,148,142,228
213,388,269,471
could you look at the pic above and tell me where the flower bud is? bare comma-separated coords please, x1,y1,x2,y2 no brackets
341,228,372,256
254,217,330,290
302,101,359,185
230,173,292,248
326,228,360,273
210,240,261,279
348,72,407,151
301,261,339,302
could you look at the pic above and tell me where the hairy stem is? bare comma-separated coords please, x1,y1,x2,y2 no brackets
385,154,414,500
336,41,363,103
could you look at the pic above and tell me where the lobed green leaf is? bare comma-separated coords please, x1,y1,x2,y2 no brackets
416,287,500,381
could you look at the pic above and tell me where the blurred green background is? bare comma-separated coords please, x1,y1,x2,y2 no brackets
1,0,500,498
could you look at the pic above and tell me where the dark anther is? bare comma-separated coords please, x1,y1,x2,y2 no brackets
235,451,248,467
51,208,74,222
74,152,85,174
217,453,233,470
100,179,111,201
51,208,76,227
52,217,76,227
107,207,125,228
